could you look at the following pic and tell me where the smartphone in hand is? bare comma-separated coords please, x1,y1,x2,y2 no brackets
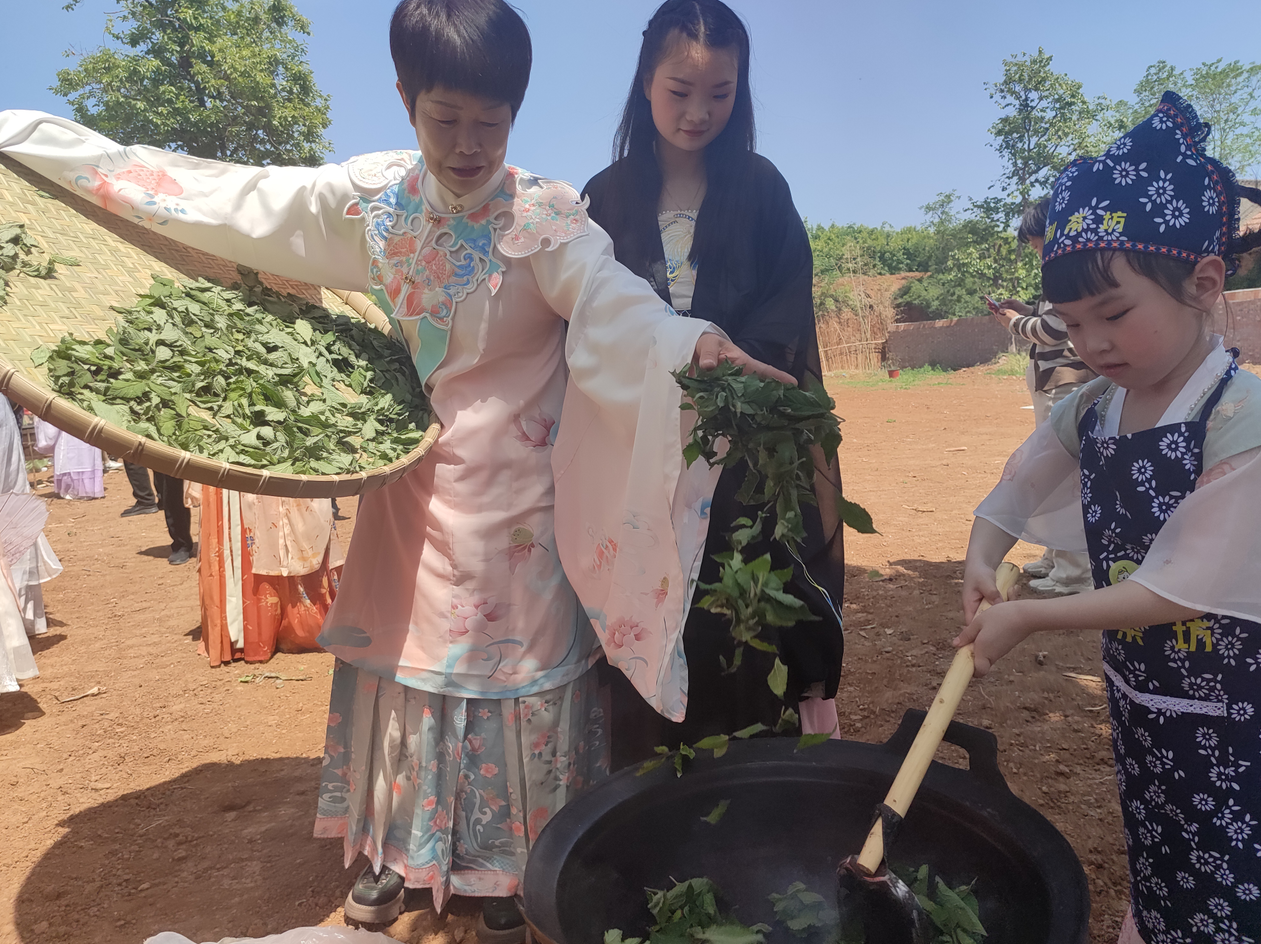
982,294,1004,315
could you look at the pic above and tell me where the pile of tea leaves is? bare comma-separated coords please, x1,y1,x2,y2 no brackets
603,878,770,944
605,871,985,944
33,268,431,475
886,865,987,944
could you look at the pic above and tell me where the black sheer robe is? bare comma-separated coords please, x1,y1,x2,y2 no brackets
584,155,846,769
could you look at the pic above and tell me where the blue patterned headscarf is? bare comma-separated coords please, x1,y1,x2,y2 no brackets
1043,91,1245,276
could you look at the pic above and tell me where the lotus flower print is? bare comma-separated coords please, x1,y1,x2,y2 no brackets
450,595,509,638
512,412,556,449
606,616,645,649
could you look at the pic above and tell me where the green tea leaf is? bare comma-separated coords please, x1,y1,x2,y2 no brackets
768,881,838,937
767,658,788,698
839,496,879,534
796,729,835,750
603,931,643,944
700,799,730,825
693,734,729,759
932,878,986,935
690,922,768,944
635,755,670,777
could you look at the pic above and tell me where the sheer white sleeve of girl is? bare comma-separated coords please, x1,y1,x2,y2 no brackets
973,389,1091,554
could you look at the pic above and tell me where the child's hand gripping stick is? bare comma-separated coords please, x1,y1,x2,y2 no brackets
855,560,1021,874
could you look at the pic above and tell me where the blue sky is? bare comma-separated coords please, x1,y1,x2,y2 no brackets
4,0,1258,228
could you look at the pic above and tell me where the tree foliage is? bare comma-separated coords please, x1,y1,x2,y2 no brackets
809,51,1261,322
53,0,332,166
985,48,1104,222
805,220,936,279
1104,59,1261,178
892,192,1041,321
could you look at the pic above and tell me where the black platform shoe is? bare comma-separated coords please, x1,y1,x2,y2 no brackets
343,863,405,925
476,896,527,944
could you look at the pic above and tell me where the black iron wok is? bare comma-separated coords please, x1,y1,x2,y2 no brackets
522,710,1090,943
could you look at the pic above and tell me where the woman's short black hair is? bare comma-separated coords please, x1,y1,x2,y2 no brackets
1016,197,1050,245
390,0,531,119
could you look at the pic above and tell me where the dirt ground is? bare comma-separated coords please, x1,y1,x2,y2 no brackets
1,362,1156,943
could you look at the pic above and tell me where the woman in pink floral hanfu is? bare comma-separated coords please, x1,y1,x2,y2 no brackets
0,0,792,936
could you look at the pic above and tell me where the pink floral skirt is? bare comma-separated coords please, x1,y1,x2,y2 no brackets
315,661,609,909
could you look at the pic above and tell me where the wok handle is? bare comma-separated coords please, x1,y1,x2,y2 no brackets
884,710,1007,792
855,561,1020,874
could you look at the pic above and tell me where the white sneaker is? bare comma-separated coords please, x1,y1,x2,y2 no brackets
1022,558,1054,578
1028,576,1092,595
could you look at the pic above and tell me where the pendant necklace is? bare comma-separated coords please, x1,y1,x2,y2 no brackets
663,176,705,212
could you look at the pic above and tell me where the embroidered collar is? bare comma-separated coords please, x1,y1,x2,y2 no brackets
344,154,589,385
422,165,508,218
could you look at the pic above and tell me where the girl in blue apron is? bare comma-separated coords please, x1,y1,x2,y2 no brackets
960,92,1261,942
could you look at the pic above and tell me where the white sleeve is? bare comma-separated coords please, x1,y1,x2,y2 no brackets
33,418,59,456
532,221,722,721
1130,447,1261,623
973,418,1088,553
0,110,372,290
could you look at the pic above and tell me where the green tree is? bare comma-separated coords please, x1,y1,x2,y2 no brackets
893,192,1041,321
985,48,1106,225
53,0,332,166
1105,59,1261,177
805,220,936,280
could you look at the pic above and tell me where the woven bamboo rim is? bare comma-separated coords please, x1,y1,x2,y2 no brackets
2,289,441,498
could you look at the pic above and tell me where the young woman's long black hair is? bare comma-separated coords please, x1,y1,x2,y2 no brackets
600,0,756,277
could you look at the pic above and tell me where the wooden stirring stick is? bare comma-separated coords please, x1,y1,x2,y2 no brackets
856,561,1022,874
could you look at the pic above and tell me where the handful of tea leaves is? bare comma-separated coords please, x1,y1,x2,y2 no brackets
697,514,815,679
675,363,858,548
33,268,431,475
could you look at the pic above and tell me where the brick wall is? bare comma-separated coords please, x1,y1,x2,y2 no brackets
884,288,1261,371
885,316,1021,371
1221,288,1261,362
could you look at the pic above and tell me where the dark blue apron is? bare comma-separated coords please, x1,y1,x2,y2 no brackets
1078,357,1261,941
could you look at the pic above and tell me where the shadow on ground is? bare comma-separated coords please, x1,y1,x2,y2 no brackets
136,543,200,561
0,691,45,735
29,633,67,656
12,757,348,944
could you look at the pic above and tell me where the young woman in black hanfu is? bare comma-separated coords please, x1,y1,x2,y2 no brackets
585,0,846,768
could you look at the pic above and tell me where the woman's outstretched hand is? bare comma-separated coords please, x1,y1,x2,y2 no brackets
693,333,797,386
